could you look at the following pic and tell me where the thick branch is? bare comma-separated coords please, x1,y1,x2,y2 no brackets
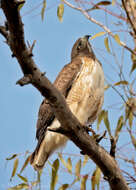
1,0,129,189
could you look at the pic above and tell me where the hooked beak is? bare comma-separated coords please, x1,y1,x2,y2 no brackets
84,35,91,40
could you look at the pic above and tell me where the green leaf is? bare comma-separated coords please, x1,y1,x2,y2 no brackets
129,111,133,128
125,98,134,128
58,153,67,168
97,110,105,130
41,0,46,21
10,158,19,181
104,37,110,53
75,159,82,180
6,154,18,161
83,155,89,167
104,84,110,90
91,32,106,40
50,159,60,190
31,181,39,187
125,98,136,125
115,116,124,139
114,34,122,45
17,174,28,183
94,1,111,6
131,134,136,149
130,49,136,74
57,4,64,22
20,155,30,173
80,174,88,190
87,1,111,11
8,183,29,190
18,0,25,11
128,129,136,150
130,62,136,74
91,167,101,190
114,80,128,86
59,184,69,190
67,157,72,173
104,111,111,137
112,0,116,5
37,170,43,182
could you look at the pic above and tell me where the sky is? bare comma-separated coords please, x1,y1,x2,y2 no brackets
0,0,135,189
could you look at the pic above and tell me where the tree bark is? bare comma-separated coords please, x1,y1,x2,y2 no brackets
0,0,130,189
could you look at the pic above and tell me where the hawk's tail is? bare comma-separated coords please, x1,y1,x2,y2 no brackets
30,142,50,171
30,130,68,171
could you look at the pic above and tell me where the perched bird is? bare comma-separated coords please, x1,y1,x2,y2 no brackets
30,35,104,171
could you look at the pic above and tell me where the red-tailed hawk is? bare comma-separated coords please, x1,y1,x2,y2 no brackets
30,35,104,170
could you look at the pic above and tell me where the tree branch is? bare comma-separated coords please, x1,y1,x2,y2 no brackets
0,0,129,189
110,136,117,158
0,25,8,40
122,0,136,36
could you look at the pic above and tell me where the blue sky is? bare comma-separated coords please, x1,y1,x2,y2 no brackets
0,0,135,189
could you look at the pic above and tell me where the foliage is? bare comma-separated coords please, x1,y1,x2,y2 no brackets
1,0,136,189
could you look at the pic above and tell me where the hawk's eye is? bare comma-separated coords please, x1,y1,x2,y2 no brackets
77,41,82,50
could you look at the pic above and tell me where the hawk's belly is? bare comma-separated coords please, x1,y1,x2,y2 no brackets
66,58,104,125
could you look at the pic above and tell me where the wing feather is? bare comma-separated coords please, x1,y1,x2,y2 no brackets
34,58,83,152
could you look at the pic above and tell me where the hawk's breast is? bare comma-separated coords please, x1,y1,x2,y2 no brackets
66,57,104,125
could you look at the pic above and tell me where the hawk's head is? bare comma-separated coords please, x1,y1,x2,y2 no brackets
71,35,95,60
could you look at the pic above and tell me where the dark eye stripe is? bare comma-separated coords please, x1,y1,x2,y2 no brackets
77,41,82,50
78,41,82,46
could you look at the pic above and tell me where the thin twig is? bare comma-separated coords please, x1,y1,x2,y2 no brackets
121,169,136,183
63,0,136,56
122,0,136,36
